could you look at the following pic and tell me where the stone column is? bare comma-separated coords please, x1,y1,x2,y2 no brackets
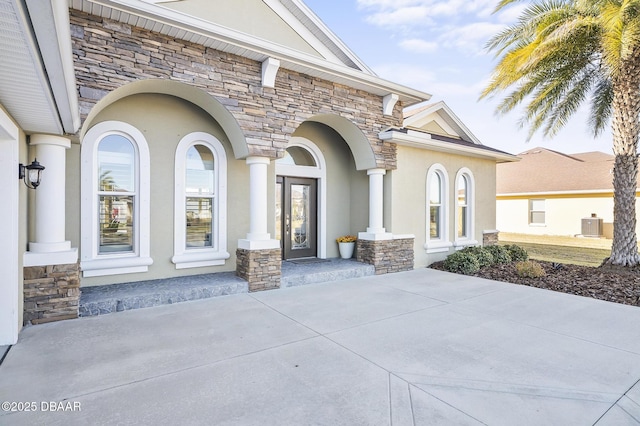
23,134,79,326
24,134,78,267
356,168,414,274
237,156,281,291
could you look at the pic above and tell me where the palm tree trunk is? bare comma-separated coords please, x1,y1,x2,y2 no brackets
607,54,640,267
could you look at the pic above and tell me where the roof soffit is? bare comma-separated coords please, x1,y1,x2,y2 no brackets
0,0,63,134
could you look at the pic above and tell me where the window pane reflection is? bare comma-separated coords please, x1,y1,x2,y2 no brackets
186,197,213,248
98,135,135,192
186,145,214,194
99,195,134,253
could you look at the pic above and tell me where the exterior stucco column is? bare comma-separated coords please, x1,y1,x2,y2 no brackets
24,134,78,266
359,168,392,241
238,156,279,250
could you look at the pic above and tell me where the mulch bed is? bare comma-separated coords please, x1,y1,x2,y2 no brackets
429,260,640,307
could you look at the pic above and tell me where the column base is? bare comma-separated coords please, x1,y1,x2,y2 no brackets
236,248,282,292
24,248,78,267
357,235,414,275
23,262,80,325
237,239,281,250
358,231,393,241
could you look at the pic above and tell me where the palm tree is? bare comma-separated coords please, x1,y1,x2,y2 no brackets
481,0,640,266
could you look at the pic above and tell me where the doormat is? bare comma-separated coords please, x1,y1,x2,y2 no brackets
288,258,330,265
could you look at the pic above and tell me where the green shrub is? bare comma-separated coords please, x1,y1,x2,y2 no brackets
515,260,546,278
461,246,495,268
484,245,512,264
503,244,528,262
443,251,480,275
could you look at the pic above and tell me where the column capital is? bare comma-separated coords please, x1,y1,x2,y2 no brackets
29,134,71,149
367,168,387,176
246,156,271,166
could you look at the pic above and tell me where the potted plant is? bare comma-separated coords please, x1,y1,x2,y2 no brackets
336,235,357,259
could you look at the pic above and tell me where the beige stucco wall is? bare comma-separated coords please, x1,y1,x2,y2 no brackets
496,195,640,238
164,0,321,58
389,146,498,267
70,93,247,287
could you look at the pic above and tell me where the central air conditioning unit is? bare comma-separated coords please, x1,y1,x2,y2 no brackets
581,214,603,237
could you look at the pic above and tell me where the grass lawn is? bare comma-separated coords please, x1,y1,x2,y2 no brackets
499,241,610,267
498,233,612,267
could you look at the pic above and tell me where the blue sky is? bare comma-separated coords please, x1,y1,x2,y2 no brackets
303,0,613,155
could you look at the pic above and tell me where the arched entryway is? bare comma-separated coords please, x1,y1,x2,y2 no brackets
275,138,327,259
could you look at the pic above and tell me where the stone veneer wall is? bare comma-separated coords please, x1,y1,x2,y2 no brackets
70,9,402,167
236,249,281,292
23,263,81,325
483,231,499,246
357,238,414,275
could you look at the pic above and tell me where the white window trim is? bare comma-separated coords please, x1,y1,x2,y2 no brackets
172,132,229,269
425,163,452,254
275,137,327,258
453,168,478,249
529,198,546,226
81,121,152,277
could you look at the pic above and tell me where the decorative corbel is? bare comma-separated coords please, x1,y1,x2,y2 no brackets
261,57,280,88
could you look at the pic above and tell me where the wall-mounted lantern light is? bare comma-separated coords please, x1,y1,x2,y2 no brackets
18,159,45,189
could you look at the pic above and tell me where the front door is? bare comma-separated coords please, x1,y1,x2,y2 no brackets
276,176,317,259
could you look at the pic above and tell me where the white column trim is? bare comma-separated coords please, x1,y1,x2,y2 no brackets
239,156,279,250
0,109,19,345
359,168,392,241
24,134,77,266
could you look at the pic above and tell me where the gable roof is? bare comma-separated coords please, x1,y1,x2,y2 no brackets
403,101,482,145
496,147,625,194
380,101,519,163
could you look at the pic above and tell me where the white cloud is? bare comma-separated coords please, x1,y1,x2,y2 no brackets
364,6,430,28
372,63,437,92
399,38,438,53
439,22,505,54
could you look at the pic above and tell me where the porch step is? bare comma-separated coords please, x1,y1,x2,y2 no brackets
79,259,375,317
79,272,248,317
281,258,375,288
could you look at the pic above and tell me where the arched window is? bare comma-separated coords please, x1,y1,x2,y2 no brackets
81,121,152,277
424,164,452,253
172,132,229,269
454,168,477,248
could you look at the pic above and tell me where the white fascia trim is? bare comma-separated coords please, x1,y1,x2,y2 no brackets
262,0,348,66
497,189,615,197
275,0,375,74
25,0,81,133
81,0,431,104
380,130,519,163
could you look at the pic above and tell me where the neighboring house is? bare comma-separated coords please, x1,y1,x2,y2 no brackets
0,0,516,344
497,147,640,238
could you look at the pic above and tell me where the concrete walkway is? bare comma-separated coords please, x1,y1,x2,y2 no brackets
1,268,639,425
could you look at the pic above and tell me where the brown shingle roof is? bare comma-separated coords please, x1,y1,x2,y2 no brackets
496,147,620,194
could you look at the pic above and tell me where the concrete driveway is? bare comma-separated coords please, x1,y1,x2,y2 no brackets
1,268,639,425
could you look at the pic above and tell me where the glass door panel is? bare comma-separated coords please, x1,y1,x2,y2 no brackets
278,176,317,259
